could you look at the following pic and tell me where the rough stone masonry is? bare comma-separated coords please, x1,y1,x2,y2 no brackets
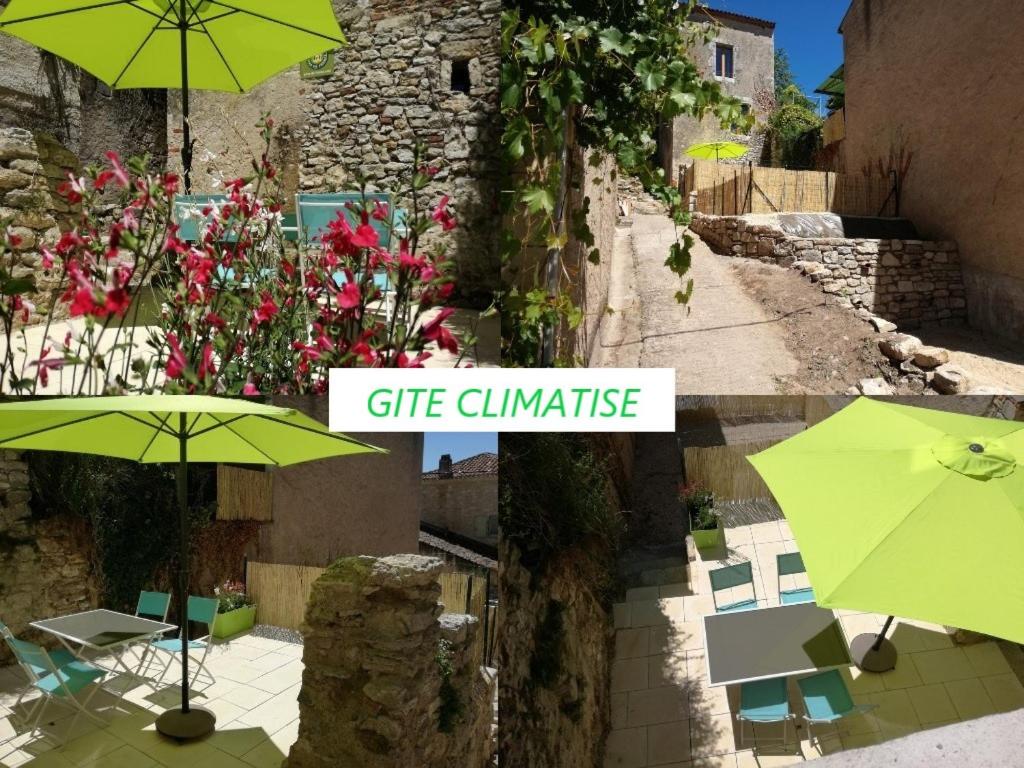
691,213,968,328
285,554,495,768
0,450,99,663
300,0,501,304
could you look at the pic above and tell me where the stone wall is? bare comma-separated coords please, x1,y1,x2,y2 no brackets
421,474,499,547
499,541,614,767
691,213,967,327
0,127,72,325
173,0,501,306
285,554,495,768
0,450,99,664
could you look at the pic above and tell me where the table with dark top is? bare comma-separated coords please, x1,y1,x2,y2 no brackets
703,602,852,687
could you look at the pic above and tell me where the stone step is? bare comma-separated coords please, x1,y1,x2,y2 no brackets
637,565,688,588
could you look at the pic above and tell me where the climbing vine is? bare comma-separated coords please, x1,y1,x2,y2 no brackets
500,0,751,365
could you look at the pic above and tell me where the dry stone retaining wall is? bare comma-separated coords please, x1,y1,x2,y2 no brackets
691,213,967,327
285,554,495,768
0,450,99,663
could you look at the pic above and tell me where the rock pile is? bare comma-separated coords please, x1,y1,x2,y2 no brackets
858,329,974,395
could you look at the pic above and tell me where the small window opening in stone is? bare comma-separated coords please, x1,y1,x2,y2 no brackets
451,59,471,94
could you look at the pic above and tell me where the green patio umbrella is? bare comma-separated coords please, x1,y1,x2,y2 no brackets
0,395,384,739
748,397,1024,672
684,140,748,162
0,0,346,192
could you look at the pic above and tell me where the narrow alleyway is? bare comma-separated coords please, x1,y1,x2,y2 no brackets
592,213,800,393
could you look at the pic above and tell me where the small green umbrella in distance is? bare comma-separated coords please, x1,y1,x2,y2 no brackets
0,0,346,191
748,397,1024,672
0,395,385,739
684,140,748,161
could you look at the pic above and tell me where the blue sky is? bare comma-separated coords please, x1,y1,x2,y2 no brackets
423,432,498,471
708,1,847,104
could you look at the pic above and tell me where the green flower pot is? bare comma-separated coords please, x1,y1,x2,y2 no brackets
691,525,722,551
212,605,257,639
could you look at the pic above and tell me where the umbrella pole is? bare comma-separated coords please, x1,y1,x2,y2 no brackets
850,615,898,673
155,413,216,740
179,0,193,194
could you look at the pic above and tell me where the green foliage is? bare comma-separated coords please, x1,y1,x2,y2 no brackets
680,483,717,531
499,433,623,593
767,87,822,168
528,599,565,689
27,452,216,612
773,48,798,104
436,638,463,732
500,2,750,365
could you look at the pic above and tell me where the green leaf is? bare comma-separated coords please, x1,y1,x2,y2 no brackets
1,276,36,295
598,27,633,56
521,186,555,215
635,58,666,91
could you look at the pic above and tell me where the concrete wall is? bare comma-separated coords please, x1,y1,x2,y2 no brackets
840,0,1024,341
421,474,498,546
170,0,500,305
249,396,422,567
662,13,774,181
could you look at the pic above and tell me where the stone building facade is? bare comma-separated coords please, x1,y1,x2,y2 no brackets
170,0,500,305
0,450,99,664
838,0,1024,342
421,452,498,547
660,6,775,183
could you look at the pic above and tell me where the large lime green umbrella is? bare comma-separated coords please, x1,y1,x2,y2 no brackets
684,140,748,161
748,397,1024,672
0,395,384,739
0,0,346,191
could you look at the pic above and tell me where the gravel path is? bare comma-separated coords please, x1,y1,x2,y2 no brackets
593,212,799,393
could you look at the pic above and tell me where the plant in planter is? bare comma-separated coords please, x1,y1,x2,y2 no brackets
212,579,256,639
681,483,721,550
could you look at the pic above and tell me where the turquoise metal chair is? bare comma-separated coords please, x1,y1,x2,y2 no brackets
0,619,79,681
776,552,815,605
709,561,759,613
736,677,794,747
131,591,172,676
144,596,219,689
797,669,876,749
173,194,227,243
2,634,106,746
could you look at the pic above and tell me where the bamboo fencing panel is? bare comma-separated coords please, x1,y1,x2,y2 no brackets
683,160,896,217
683,441,779,501
217,465,273,521
246,561,325,630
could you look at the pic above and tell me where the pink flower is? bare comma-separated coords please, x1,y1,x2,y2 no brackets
371,200,389,221
420,307,458,354
253,291,278,324
351,215,379,249
105,151,131,188
40,248,55,270
431,196,457,232
165,333,186,379
396,351,432,368
243,381,259,395
104,288,131,316
198,343,216,381
337,281,361,309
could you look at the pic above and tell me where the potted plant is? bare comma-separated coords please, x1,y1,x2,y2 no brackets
212,580,257,639
681,483,721,550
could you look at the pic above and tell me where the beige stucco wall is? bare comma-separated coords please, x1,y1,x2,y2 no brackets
840,0,1024,340
246,396,422,566
421,474,498,546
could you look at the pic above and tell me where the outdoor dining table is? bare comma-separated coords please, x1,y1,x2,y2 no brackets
702,602,852,687
31,608,176,692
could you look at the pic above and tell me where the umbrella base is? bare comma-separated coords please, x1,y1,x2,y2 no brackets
850,633,897,673
156,707,216,740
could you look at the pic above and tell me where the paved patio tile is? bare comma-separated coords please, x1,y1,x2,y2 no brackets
944,678,997,721
617,629,652,660
627,586,661,603
981,673,1024,712
604,726,647,768
912,647,976,684
613,658,650,693
906,683,958,725
614,603,632,629
612,693,628,729
627,686,689,728
648,653,688,690
879,656,923,690
648,720,692,764
81,744,158,768
964,642,1013,677
689,713,737,758
630,600,672,628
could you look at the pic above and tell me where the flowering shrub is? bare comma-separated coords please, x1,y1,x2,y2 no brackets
213,579,254,614
1,117,466,395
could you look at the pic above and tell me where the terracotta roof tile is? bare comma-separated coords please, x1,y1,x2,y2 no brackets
423,452,498,479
